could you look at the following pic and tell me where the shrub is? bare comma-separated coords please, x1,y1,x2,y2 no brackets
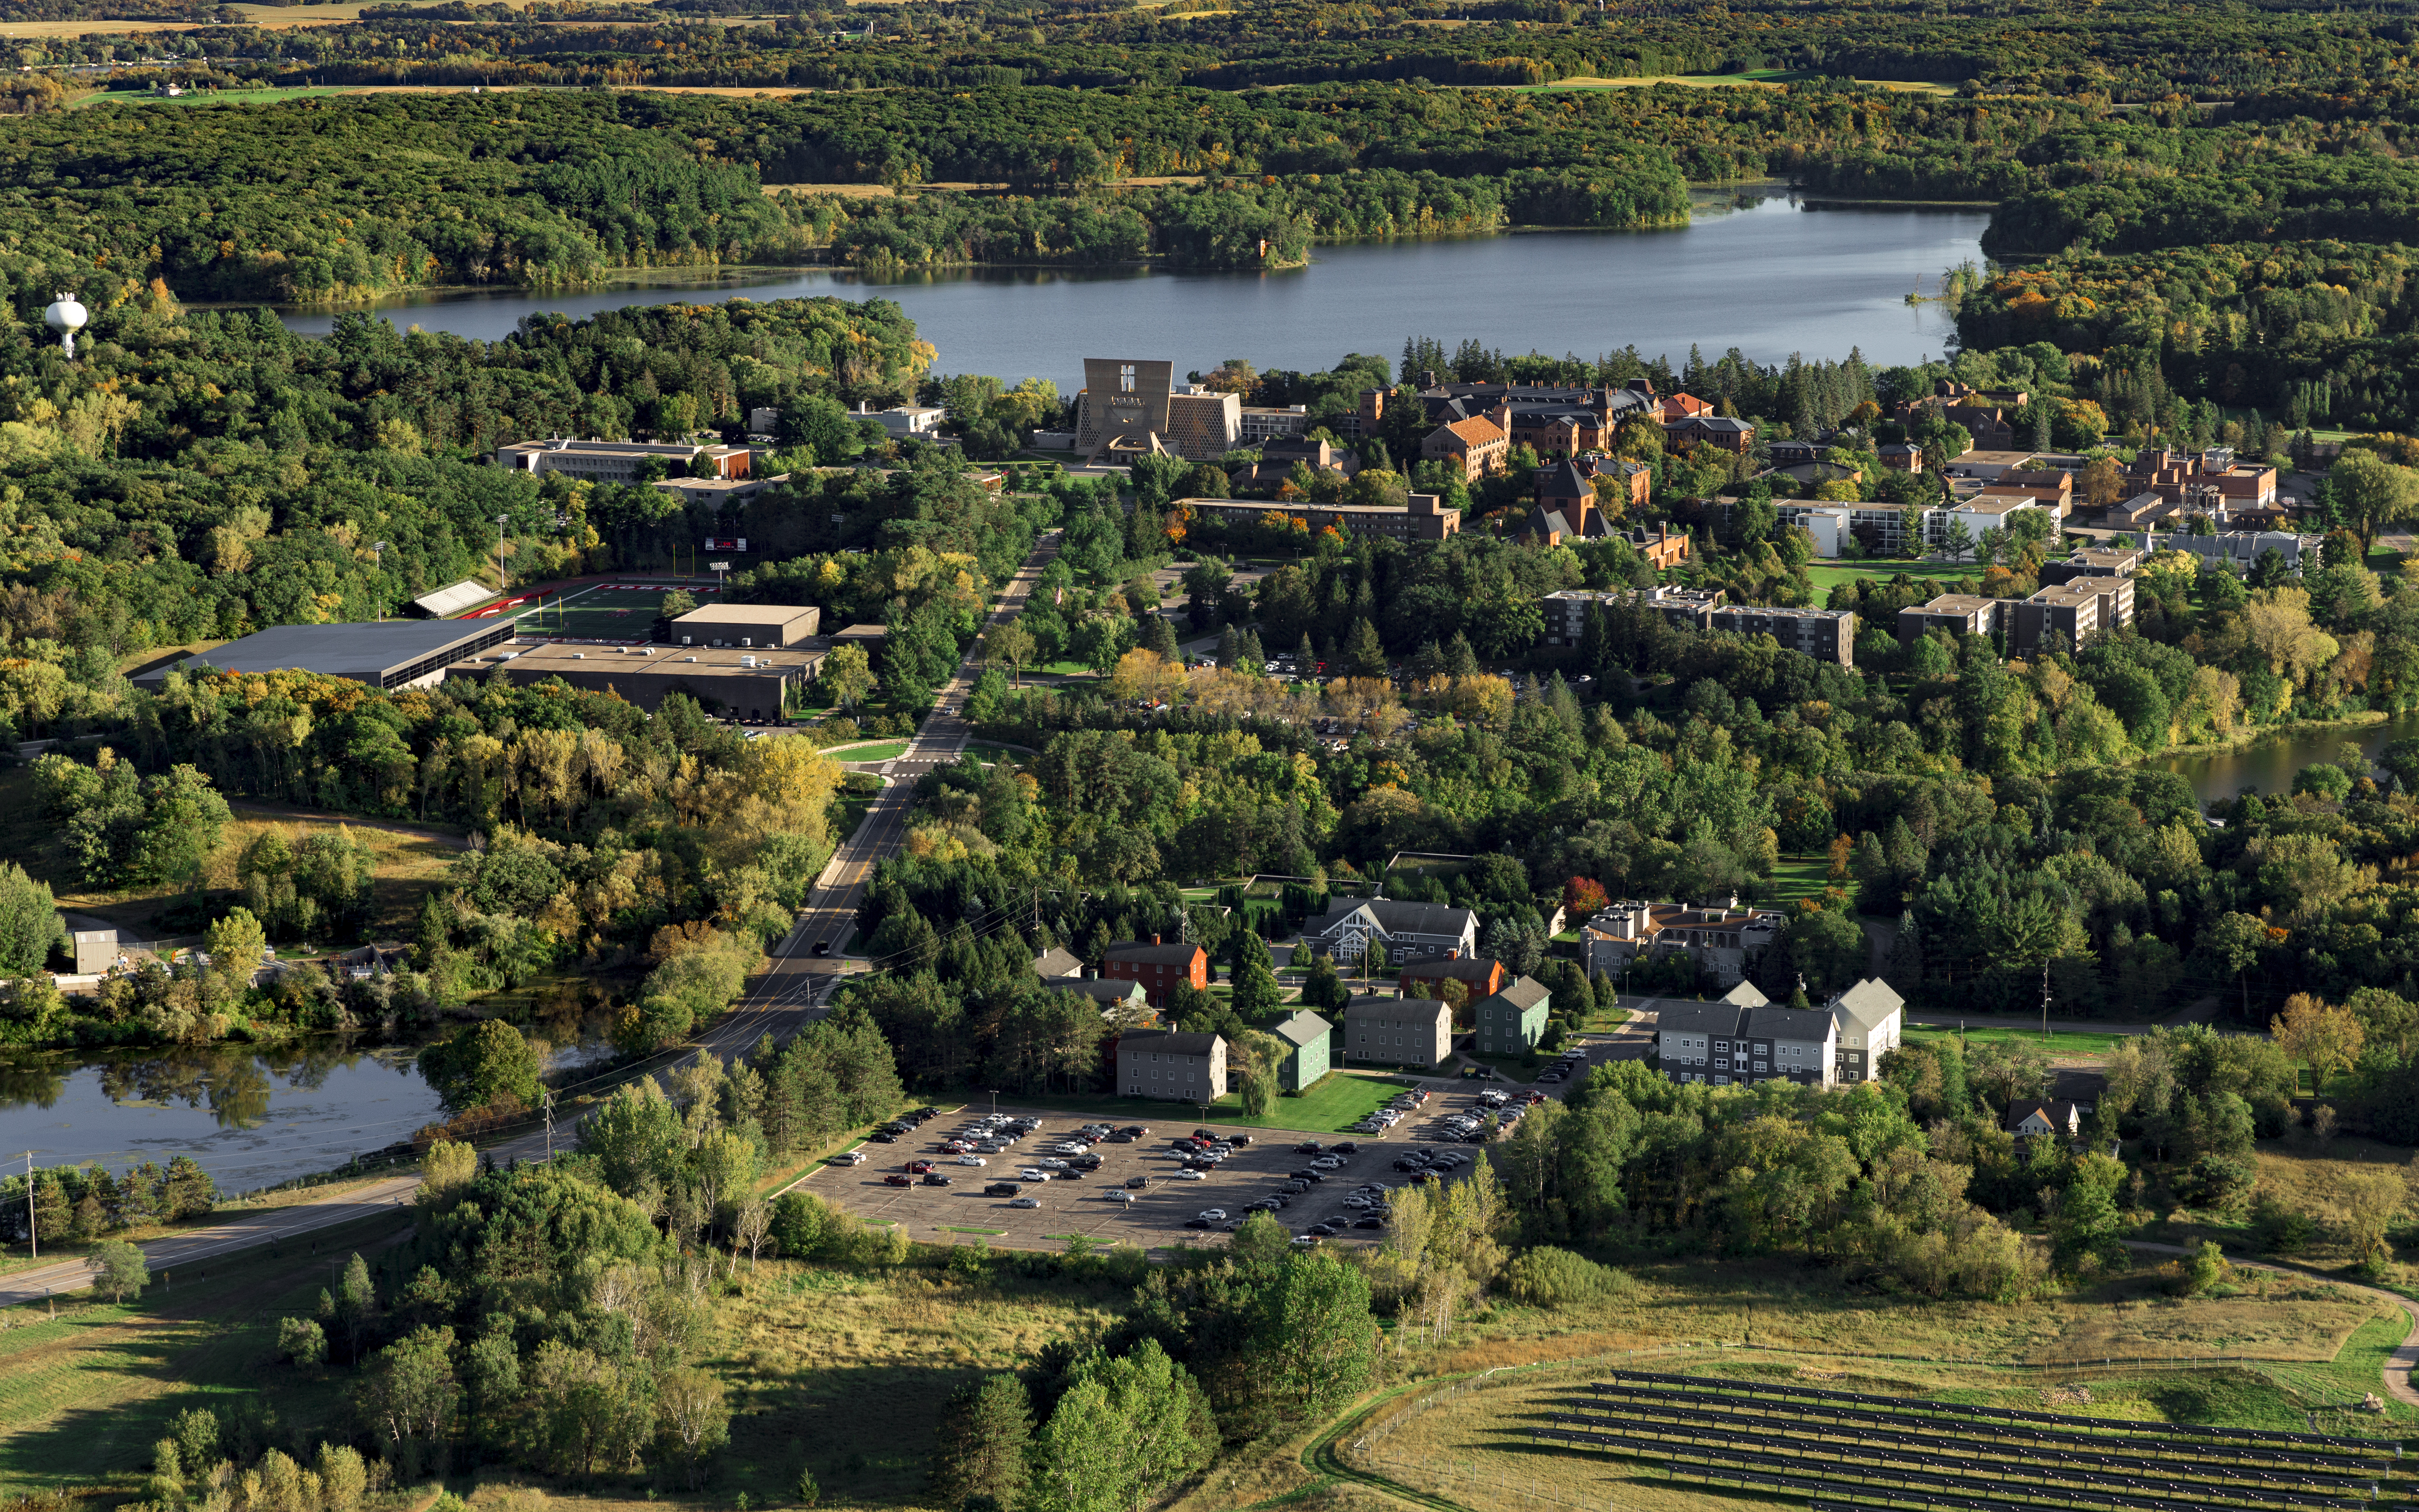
2249,1191,2316,1254
276,1315,328,1367
1500,1246,1635,1308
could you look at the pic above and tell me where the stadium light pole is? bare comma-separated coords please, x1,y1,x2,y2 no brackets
371,541,386,620
496,514,509,596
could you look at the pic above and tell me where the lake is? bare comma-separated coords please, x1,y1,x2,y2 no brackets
268,190,1987,388
2155,713,2419,806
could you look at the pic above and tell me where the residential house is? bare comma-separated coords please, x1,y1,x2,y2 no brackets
1581,901,1784,988
1473,976,1551,1056
1102,937,1209,1008
1115,1029,1228,1101
1268,1010,1333,1092
2006,1099,2086,1139
1032,946,1084,980
1341,995,1455,1069
1422,415,1510,480
1877,441,1924,471
1398,953,1507,1002
1827,978,1905,1083
1653,995,1839,1087
1301,898,1479,967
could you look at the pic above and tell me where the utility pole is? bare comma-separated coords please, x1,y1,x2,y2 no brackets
2040,958,2052,1042
543,1091,555,1162
496,514,509,595
20,1152,31,1260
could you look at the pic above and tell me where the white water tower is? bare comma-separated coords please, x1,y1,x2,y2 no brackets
43,291,86,360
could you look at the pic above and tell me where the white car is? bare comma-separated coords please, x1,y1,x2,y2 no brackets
1019,1168,1051,1182
1038,1157,1069,1171
956,1154,987,1166
1009,1196,1039,1209
834,1150,867,1166
1173,1168,1206,1181
1106,1189,1135,1204
1197,1209,1228,1222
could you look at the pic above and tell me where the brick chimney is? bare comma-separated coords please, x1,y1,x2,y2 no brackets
1151,934,1162,946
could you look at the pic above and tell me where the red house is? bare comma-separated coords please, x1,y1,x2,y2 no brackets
1102,937,1209,1008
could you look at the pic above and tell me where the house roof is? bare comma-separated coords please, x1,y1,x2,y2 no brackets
1483,976,1552,1013
1269,1010,1332,1050
1105,940,1206,967
1537,459,1591,501
1032,946,1084,978
1309,898,1478,939
1055,979,1147,1004
1653,1002,1834,1042
1119,1029,1225,1057
2007,1097,2084,1128
1528,507,1578,539
1827,977,1905,1031
1343,995,1450,1022
1403,956,1502,983
1721,979,1770,1008
1673,416,1753,435
1437,416,1505,449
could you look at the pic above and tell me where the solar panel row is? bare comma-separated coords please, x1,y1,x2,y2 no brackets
1544,1411,2369,1512
1595,1369,2400,1457
1568,1395,2377,1498
1533,1423,2222,1512
1580,1386,2380,1492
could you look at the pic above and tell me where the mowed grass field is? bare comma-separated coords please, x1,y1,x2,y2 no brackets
1902,1022,2139,1057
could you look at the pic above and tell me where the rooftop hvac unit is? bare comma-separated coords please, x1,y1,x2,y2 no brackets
681,636,693,646
741,655,757,668
742,638,753,647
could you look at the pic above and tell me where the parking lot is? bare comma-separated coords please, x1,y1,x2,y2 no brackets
802,1088,1542,1255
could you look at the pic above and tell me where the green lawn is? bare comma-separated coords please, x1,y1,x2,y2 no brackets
1761,853,1838,907
1903,1022,2137,1056
826,739,911,762
967,1071,1412,1133
1807,559,1983,595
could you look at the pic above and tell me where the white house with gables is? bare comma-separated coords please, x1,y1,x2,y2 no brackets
1301,898,1478,967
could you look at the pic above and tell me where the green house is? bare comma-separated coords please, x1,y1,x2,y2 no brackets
1268,1010,1333,1091
1473,976,1550,1056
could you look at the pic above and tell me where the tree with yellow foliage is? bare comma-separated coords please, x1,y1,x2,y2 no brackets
2272,992,2364,1093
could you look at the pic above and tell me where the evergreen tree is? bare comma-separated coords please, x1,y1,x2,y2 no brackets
1295,632,1317,672
1887,910,1926,997
1343,617,1387,678
930,1373,1031,1510
1237,628,1265,664
1144,614,1181,661
1215,623,1241,666
1445,631,1481,678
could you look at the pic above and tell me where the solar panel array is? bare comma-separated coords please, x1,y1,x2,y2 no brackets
1519,1370,2412,1512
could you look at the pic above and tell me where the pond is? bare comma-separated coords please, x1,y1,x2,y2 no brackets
2153,712,2419,807
267,189,1988,386
0,1011,623,1195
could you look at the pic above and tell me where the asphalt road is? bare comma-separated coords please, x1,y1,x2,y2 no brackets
0,1175,420,1308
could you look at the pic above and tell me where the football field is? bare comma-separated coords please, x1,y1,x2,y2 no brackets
457,579,723,641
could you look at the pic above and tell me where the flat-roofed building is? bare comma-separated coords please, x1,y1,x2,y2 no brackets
652,473,788,511
1183,492,1462,543
2040,547,2143,585
1541,585,1722,644
495,437,751,482
1238,404,1312,443
1897,593,2009,645
668,603,823,648
2013,577,2132,654
133,620,516,693
446,640,821,720
1581,900,1784,988
1712,603,1856,667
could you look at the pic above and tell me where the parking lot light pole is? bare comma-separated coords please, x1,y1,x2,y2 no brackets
988,1089,998,1120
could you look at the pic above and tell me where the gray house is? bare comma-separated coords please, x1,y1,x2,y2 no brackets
1301,898,1478,967
1341,995,1454,1070
1268,1010,1333,1092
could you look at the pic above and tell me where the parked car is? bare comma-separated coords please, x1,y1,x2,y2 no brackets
1173,1169,1205,1181
1009,1196,1040,1209
882,1173,911,1186
1019,1168,1051,1182
957,1154,987,1166
1125,1175,1150,1189
906,1160,936,1173
1107,1189,1135,1204
833,1151,867,1166
922,1173,952,1187
1185,1217,1214,1230
984,1181,1020,1197
1294,1141,1323,1154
